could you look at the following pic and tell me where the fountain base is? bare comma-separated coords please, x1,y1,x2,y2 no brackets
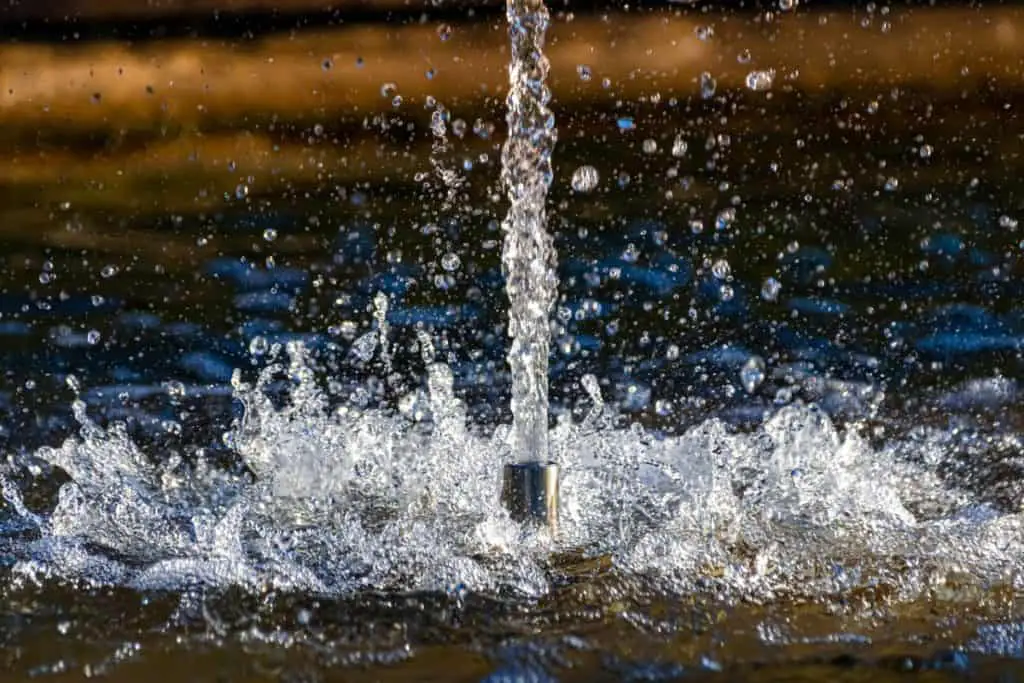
501,461,559,531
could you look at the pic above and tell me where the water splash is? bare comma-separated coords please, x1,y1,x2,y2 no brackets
501,0,558,461
5,341,1024,605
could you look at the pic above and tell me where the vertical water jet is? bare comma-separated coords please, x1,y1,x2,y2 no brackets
499,0,559,527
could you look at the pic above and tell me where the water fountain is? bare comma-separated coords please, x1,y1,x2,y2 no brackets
498,0,560,530
3,0,1024,677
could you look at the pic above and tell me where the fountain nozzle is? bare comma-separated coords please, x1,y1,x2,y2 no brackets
501,461,559,531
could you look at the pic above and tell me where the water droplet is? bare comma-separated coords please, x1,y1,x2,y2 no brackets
321,58,333,70
100,265,118,278
671,136,688,157
91,295,105,306
919,144,933,159
884,177,899,191
86,330,101,345
437,23,452,41
642,139,658,154
737,49,752,64
761,277,782,301
779,0,797,10
571,165,600,193
235,184,249,199
351,332,378,362
695,25,714,41
700,72,717,99
999,215,1018,230
165,380,186,400
745,69,775,91
712,259,731,279
249,336,269,356
716,208,736,231
577,64,592,81
666,344,680,360
741,356,767,393
392,95,403,108
263,228,278,242
441,253,461,272
381,82,398,98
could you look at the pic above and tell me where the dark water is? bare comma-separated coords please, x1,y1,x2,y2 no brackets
2,37,1024,679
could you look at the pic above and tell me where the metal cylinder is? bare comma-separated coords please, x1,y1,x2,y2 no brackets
501,461,559,531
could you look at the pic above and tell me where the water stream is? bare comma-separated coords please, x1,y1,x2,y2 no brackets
501,0,558,461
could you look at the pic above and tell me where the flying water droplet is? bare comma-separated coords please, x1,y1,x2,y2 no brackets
671,136,688,157
700,72,717,99
571,165,600,193
745,69,775,91
351,332,378,362
441,253,462,272
741,356,767,393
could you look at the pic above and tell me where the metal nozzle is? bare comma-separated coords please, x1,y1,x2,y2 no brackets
501,461,559,531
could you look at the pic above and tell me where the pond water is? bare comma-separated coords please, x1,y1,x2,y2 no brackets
2,5,1024,681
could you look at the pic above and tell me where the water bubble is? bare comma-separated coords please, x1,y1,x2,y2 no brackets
695,25,714,41
571,165,600,193
263,228,278,242
720,284,735,301
737,49,752,64
381,82,398,98
577,64,592,81
441,253,461,272
745,69,776,91
436,23,452,41
642,139,658,154
741,356,767,393
91,295,104,306
761,277,782,301
392,95,403,108
666,344,680,360
86,330,101,345
919,144,934,159
100,265,118,278
700,72,717,99
689,219,704,234
671,136,688,157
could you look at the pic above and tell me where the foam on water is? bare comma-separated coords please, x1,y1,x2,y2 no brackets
3,339,1023,603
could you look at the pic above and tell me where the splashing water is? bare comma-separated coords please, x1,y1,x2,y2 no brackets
5,341,1024,602
3,0,1024,614
501,0,558,461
